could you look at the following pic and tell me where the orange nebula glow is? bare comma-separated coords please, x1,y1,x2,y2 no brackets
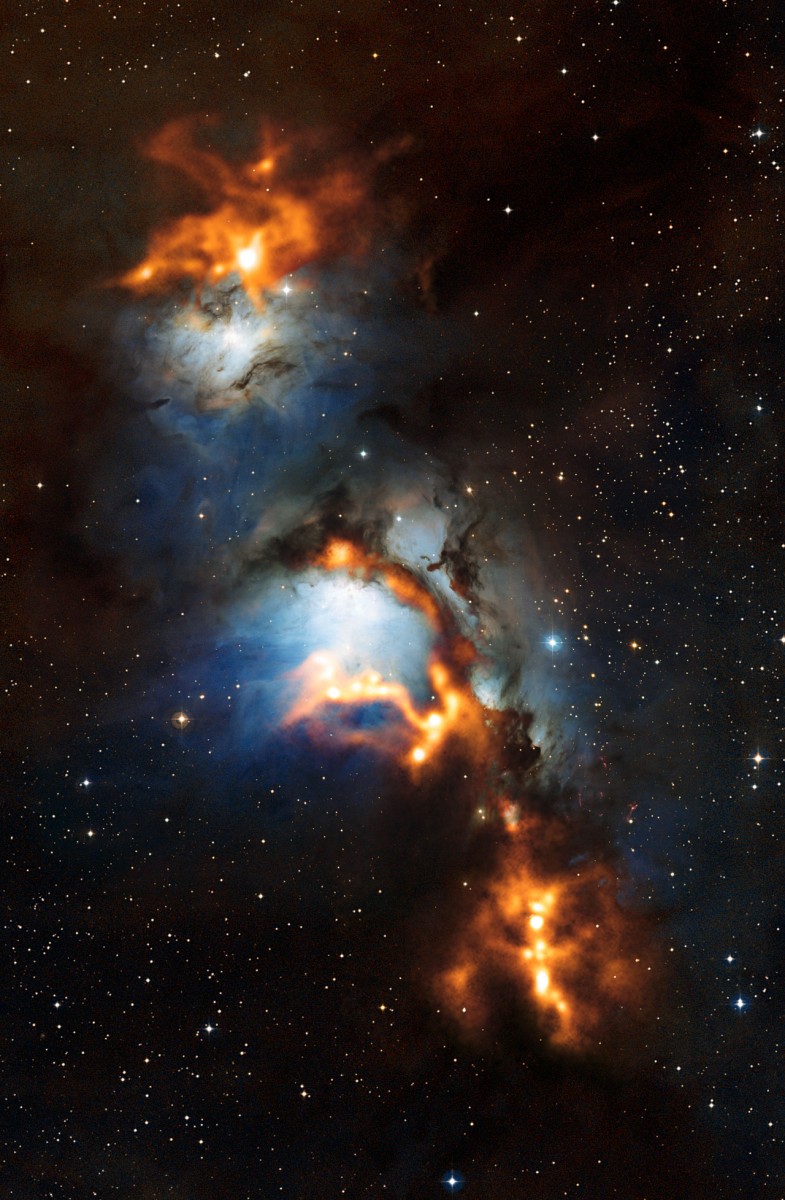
284,535,653,1049
284,538,487,770
314,539,444,628
284,650,470,769
118,119,369,302
436,834,649,1049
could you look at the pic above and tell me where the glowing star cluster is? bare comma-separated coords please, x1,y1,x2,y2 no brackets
284,539,488,770
118,119,369,303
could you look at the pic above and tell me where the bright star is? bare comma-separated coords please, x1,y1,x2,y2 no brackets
735,998,745,1010
237,245,258,271
752,128,765,139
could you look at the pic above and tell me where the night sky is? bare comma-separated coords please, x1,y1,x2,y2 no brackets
3,2,784,1197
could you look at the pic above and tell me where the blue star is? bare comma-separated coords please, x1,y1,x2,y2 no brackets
441,1169,465,1192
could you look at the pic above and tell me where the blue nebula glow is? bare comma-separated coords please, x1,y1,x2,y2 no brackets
95,266,571,792
229,569,436,723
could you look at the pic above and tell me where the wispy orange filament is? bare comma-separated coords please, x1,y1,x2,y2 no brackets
283,536,650,1049
285,650,470,769
437,846,647,1049
284,539,484,769
118,119,368,304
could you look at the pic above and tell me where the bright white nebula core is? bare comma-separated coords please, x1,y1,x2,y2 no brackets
269,572,434,695
229,570,439,743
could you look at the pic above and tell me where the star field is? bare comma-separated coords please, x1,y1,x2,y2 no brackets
2,1,784,1197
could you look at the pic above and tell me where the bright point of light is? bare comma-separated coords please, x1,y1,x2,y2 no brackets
735,998,745,1009
752,751,764,766
205,1023,215,1033
237,245,259,271
752,128,765,139
727,955,734,963
530,914,544,931
359,449,368,459
412,747,427,764
82,778,91,787
282,283,291,295
535,968,550,995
